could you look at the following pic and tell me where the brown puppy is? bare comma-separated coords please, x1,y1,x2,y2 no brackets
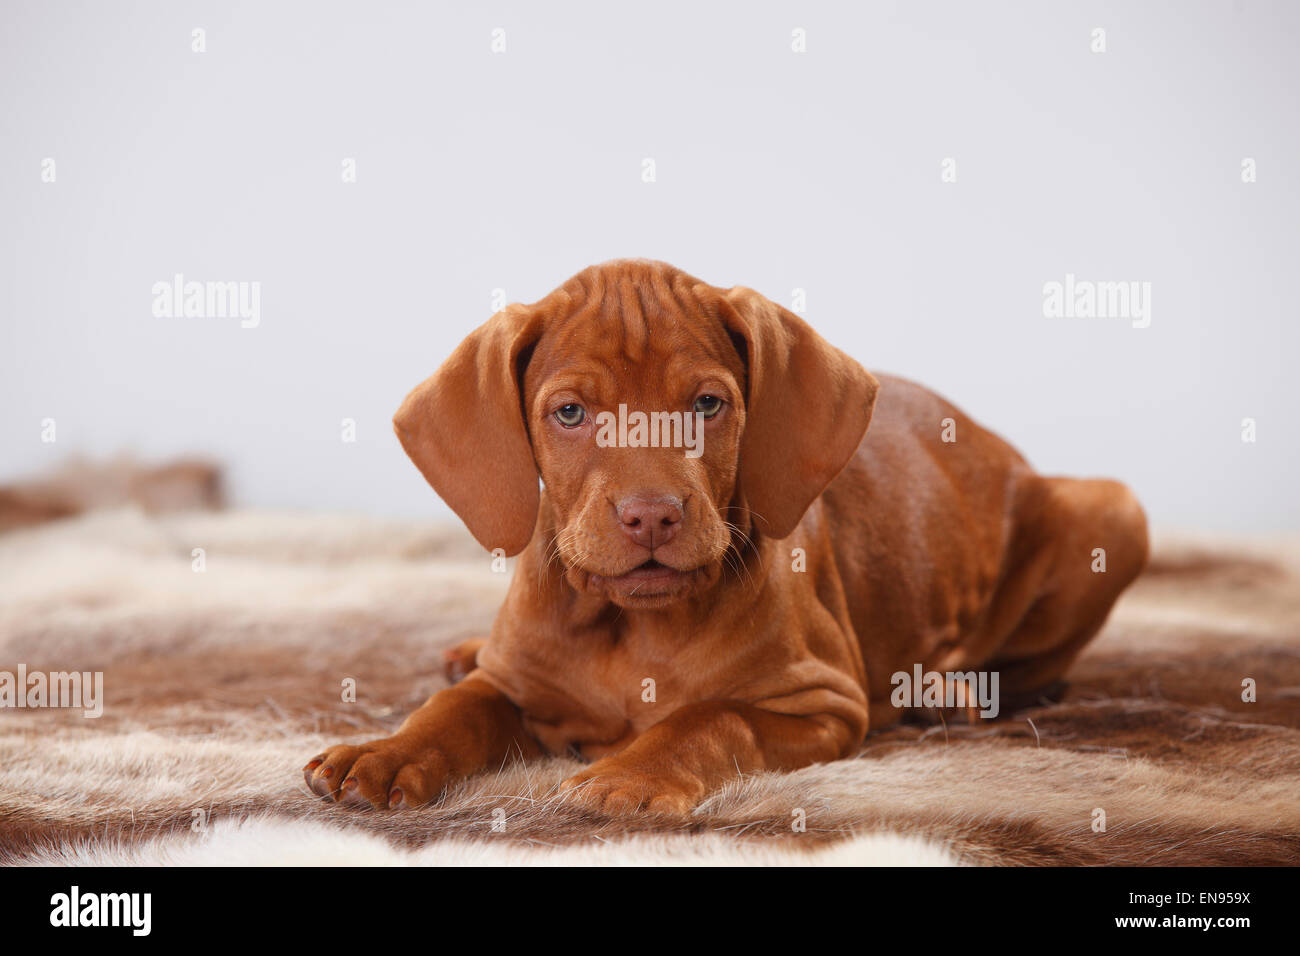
303,259,1148,816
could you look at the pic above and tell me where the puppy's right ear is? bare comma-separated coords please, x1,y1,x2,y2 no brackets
393,305,545,556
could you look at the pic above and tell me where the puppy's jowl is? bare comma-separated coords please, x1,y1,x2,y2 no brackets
303,259,1148,818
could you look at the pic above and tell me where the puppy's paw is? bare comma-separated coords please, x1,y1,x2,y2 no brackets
559,758,701,820
302,737,450,810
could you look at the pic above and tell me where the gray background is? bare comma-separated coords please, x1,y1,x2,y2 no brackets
2,0,1296,532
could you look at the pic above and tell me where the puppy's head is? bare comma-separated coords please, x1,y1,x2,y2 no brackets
394,260,878,609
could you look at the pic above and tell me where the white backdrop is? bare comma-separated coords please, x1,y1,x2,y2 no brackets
2,0,1296,532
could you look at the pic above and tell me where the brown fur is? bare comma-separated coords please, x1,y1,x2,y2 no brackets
305,260,1149,817
0,457,222,533
0,511,1296,864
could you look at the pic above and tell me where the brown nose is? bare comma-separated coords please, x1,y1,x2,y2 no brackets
617,495,683,550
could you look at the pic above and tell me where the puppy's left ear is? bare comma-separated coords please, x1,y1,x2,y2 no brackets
716,286,879,540
393,304,545,556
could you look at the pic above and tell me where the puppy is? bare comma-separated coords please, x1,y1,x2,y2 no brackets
303,259,1148,817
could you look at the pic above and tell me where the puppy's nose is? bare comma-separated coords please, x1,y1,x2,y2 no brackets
617,495,683,550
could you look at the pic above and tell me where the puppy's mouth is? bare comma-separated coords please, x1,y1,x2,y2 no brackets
587,558,698,598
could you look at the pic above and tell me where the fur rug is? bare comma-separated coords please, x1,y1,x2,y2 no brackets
2,509,1298,866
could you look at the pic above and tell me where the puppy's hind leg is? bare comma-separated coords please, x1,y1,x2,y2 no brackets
986,477,1149,703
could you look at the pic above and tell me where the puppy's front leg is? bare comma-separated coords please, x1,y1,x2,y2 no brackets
304,674,541,809
559,700,859,818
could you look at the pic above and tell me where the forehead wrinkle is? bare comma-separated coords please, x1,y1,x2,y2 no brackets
648,274,734,357
660,307,743,380
529,264,741,402
537,369,609,401
531,328,739,416
610,338,739,410
528,339,619,405
606,273,649,363
553,289,653,372
661,350,739,400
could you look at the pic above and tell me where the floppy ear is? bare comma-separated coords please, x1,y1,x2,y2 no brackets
716,287,879,540
393,305,545,556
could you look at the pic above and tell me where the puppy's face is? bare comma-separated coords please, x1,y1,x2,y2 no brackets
523,298,747,609
393,259,879,613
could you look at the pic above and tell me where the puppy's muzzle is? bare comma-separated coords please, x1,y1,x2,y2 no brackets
616,494,683,551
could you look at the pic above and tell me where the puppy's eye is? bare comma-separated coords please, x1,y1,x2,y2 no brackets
554,404,586,427
693,395,724,418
